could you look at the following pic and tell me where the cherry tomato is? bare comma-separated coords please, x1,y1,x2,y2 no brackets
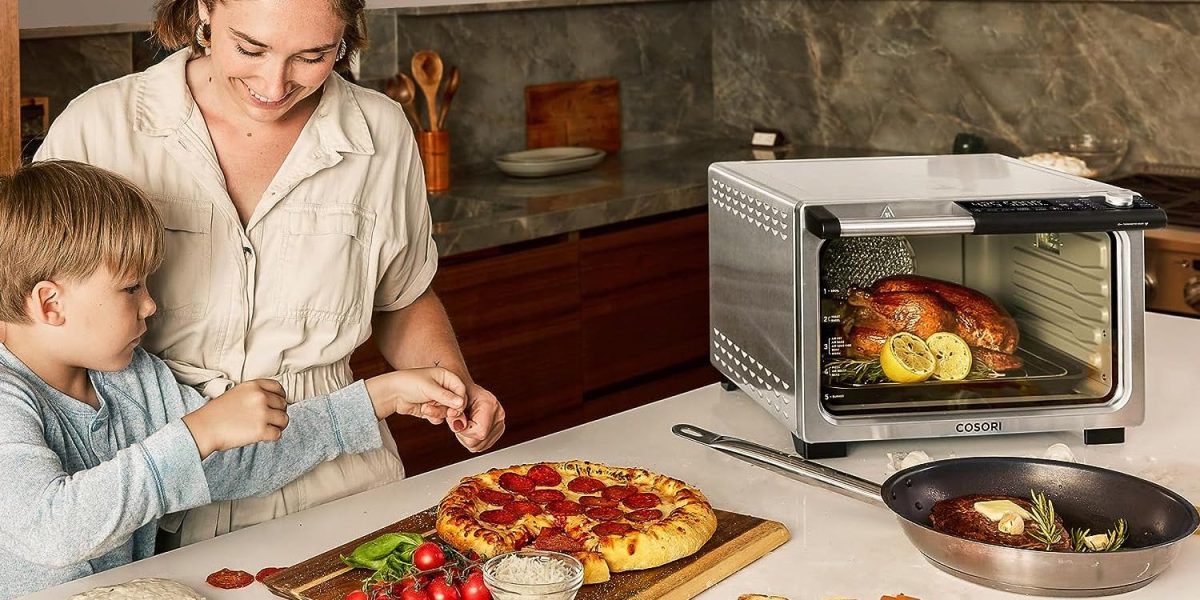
344,591,369,600
412,542,447,571
401,589,432,600
458,570,491,600
426,575,460,600
398,575,428,591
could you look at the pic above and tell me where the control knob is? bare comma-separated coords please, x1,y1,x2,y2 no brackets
1103,191,1136,208
1185,276,1200,312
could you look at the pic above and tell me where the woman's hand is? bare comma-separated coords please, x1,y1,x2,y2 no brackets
453,383,505,453
365,367,466,422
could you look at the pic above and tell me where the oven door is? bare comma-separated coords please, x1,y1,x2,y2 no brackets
800,197,1162,424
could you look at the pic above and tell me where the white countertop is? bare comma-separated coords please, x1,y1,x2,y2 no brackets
29,312,1200,600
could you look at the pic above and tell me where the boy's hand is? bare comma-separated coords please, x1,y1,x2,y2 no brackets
365,367,466,423
182,379,289,459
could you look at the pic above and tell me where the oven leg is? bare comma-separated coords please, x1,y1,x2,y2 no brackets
792,435,848,459
720,376,739,392
1084,428,1125,445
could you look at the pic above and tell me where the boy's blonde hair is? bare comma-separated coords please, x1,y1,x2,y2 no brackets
0,160,164,323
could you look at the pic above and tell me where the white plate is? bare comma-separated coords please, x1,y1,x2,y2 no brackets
494,149,606,178
495,146,603,163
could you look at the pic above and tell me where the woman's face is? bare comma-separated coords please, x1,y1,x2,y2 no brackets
199,0,346,123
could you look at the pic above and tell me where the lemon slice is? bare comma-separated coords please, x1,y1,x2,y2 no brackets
927,332,973,381
880,332,936,383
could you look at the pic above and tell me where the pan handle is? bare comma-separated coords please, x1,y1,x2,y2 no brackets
672,424,886,508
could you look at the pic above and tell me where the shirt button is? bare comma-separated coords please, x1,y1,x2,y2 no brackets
243,246,253,256
90,421,102,432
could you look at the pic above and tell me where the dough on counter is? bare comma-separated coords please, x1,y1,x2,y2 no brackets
68,578,206,600
738,595,790,600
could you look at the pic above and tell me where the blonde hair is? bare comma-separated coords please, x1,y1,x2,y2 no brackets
152,0,366,71
0,161,164,323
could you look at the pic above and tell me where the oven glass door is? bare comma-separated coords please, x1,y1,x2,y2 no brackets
818,231,1117,416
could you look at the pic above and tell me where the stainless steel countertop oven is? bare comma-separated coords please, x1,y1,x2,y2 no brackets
708,154,1166,459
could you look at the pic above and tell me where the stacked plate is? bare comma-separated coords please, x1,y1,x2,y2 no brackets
494,146,606,178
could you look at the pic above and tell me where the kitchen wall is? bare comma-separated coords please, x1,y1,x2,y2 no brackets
19,0,1200,169
18,1,713,166
712,0,1200,167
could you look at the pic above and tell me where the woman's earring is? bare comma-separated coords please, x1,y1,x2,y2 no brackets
195,21,211,48
336,39,347,62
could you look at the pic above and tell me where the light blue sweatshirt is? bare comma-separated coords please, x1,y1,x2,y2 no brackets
0,344,383,598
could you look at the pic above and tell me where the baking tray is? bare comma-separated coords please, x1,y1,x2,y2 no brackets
820,338,1093,414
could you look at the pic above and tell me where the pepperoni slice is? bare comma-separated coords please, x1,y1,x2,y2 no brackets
504,500,543,516
533,527,585,552
578,495,619,508
255,567,285,582
622,492,661,509
601,485,637,501
585,506,624,521
499,472,536,495
546,499,583,516
526,464,563,487
478,488,515,506
528,489,567,504
626,508,663,522
567,476,606,493
592,522,634,536
206,569,254,589
480,509,518,525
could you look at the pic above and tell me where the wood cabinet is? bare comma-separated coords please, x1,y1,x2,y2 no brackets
357,209,719,476
1,0,19,174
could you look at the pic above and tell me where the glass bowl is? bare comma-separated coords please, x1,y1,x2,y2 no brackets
481,549,584,600
1027,134,1129,179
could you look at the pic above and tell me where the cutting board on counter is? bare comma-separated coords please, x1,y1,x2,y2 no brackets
525,78,621,152
263,507,788,600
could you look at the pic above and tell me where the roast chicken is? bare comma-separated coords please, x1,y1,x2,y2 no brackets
844,275,1023,371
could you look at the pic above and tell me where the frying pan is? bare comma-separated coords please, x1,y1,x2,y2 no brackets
673,424,1199,597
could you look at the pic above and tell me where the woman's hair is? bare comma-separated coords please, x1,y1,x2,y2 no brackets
0,161,165,323
152,0,367,71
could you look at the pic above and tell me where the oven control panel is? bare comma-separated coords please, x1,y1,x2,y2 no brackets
958,195,1167,234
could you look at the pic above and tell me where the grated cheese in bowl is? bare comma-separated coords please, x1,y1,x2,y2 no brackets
482,549,584,600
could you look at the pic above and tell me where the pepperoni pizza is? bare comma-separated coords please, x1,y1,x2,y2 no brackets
436,460,718,584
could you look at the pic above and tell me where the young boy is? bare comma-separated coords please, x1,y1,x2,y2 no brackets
0,161,467,598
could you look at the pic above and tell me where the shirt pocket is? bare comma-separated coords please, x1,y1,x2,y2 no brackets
150,201,213,320
266,204,375,323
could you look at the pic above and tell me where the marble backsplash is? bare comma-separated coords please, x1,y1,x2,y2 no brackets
19,0,1200,170
712,0,1200,169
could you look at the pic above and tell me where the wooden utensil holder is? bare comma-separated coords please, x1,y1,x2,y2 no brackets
417,130,450,193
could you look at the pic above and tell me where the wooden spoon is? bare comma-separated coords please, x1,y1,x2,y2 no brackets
436,66,460,131
385,73,422,132
411,51,444,131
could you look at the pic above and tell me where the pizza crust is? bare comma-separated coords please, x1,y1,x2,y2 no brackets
436,460,717,583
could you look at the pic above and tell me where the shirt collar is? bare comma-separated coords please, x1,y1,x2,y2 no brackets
133,48,374,156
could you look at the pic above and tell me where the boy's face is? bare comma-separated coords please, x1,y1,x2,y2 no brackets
53,266,157,372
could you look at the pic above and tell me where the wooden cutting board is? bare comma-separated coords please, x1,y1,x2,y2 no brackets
525,78,621,153
263,507,788,600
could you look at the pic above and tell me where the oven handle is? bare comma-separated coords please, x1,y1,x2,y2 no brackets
805,205,975,238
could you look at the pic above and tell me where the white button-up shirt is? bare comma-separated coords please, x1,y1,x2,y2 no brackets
36,49,437,542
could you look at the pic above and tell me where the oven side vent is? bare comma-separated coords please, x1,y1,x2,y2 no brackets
1008,233,1111,370
710,178,791,240
712,328,792,425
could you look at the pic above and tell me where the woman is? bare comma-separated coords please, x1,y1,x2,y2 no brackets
34,0,505,546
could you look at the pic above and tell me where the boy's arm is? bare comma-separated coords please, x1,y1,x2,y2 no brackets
197,381,384,500
148,357,384,501
0,376,210,568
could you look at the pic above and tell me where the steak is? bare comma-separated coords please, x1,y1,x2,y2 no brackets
929,494,1071,551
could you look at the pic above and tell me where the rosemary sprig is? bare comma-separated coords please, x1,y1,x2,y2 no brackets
1026,489,1063,550
1070,527,1091,552
1072,518,1129,552
823,356,1004,385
